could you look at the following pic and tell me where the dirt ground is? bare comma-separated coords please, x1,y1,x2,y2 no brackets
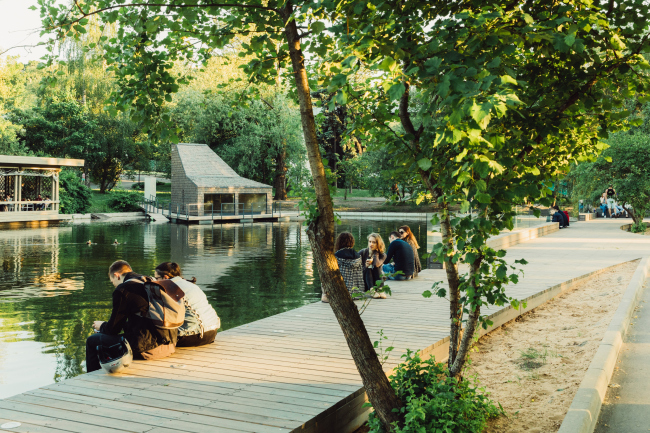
471,259,639,433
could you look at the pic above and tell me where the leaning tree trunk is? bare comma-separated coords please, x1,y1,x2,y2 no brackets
280,3,403,430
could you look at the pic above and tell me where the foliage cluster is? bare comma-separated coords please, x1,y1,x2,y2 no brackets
367,351,502,433
58,169,92,214
106,190,142,212
568,128,650,229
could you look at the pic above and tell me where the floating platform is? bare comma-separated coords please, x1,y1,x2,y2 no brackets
168,213,282,225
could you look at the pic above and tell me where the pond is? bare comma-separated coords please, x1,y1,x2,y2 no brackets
0,218,429,399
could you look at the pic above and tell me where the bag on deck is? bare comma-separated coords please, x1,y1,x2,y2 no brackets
140,278,186,329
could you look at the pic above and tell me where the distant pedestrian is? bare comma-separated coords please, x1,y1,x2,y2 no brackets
600,193,608,218
333,232,365,297
382,231,415,280
606,185,617,216
398,225,421,277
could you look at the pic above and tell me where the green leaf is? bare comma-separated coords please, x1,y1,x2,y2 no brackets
311,21,326,34
422,290,432,298
486,57,501,69
475,192,491,203
388,82,406,101
470,101,492,129
611,34,626,50
474,161,490,178
564,34,575,46
500,75,517,85
380,57,397,72
417,157,432,171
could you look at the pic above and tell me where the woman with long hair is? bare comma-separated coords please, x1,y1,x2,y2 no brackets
330,232,365,300
358,233,387,298
154,262,221,347
398,225,421,277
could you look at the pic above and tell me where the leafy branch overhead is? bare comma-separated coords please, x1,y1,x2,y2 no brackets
315,0,650,378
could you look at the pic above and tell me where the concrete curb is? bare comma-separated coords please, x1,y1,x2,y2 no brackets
487,222,559,250
557,256,650,433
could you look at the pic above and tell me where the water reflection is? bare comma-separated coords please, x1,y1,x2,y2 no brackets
0,219,428,398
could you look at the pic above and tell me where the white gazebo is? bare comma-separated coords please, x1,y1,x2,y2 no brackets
0,155,85,224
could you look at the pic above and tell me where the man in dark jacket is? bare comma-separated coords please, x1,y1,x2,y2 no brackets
85,260,177,372
382,231,415,280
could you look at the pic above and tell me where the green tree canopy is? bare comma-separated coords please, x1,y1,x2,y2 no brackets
570,131,650,230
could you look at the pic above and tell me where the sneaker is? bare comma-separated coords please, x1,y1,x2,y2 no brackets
321,294,329,303
372,292,387,299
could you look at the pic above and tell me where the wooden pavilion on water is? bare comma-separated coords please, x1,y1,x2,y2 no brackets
0,155,85,224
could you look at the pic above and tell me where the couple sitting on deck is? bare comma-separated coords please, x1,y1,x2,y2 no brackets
325,226,420,302
85,260,220,373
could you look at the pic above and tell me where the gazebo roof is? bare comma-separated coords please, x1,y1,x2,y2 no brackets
0,155,85,169
175,144,271,189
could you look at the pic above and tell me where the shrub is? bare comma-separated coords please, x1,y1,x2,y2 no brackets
107,190,142,212
59,170,92,214
131,180,166,191
367,351,502,433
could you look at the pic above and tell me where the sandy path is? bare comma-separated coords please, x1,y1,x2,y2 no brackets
470,259,640,433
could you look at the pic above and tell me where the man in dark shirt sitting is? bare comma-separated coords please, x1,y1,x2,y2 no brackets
85,260,177,372
382,231,415,280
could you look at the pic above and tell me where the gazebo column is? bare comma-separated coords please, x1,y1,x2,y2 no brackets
52,172,58,212
234,193,240,216
15,174,21,212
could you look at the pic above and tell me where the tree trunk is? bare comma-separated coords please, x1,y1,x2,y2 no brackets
274,140,288,200
281,4,402,429
438,201,462,369
449,255,483,377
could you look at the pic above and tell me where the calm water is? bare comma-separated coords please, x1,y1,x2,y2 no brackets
0,219,428,398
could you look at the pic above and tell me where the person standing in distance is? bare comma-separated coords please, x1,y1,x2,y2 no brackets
382,231,415,280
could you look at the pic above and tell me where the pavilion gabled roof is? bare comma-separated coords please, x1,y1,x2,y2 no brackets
0,155,84,169
175,144,271,189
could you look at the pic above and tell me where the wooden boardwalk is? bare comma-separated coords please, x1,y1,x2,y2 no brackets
2,219,650,433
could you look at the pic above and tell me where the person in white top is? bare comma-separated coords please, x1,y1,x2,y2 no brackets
154,262,220,347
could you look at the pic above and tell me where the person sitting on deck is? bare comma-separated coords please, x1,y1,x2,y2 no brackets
333,232,365,298
382,231,415,280
358,233,387,299
86,260,178,372
398,225,421,278
551,206,568,228
154,262,220,347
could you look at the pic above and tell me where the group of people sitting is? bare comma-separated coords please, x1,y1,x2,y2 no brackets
599,185,627,218
323,225,422,302
86,260,220,373
0,194,52,211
